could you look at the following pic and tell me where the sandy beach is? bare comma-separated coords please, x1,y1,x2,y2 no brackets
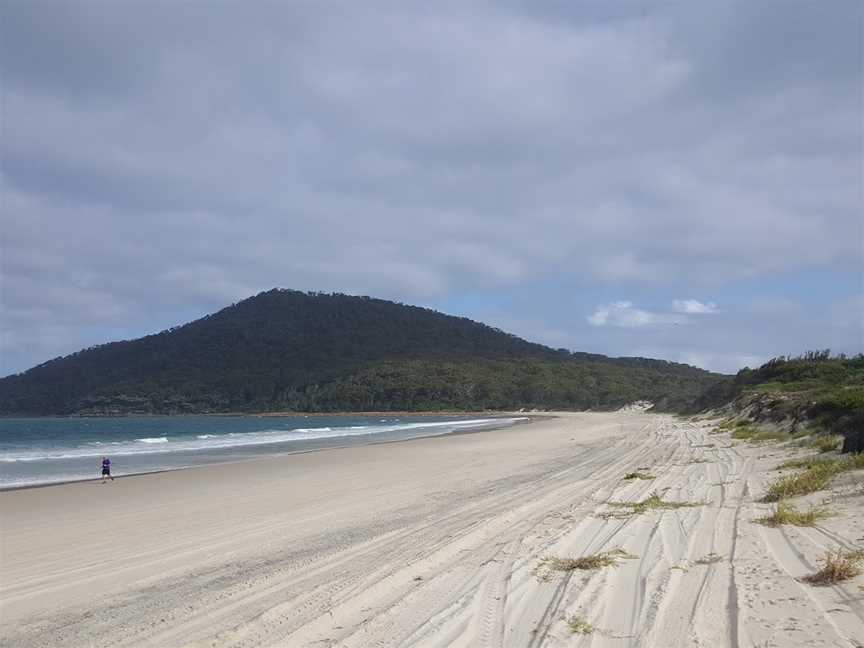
1,411,862,647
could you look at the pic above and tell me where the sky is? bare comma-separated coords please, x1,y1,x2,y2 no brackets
1,0,862,377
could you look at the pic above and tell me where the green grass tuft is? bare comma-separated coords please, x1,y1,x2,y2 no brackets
731,425,787,442
802,548,863,585
777,456,827,471
808,436,842,453
610,491,705,514
566,615,594,634
764,453,864,501
757,501,832,527
623,471,655,480
762,468,833,502
539,548,637,573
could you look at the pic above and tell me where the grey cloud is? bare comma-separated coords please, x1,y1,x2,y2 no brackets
1,0,861,375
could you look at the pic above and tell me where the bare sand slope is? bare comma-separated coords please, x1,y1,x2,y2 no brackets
1,412,862,647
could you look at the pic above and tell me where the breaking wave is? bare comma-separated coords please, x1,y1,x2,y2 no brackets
0,418,525,463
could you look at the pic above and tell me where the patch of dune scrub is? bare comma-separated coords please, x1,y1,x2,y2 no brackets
757,501,832,527
802,548,863,585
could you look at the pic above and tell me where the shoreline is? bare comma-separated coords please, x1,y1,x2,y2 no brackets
0,413,542,493
0,409,546,419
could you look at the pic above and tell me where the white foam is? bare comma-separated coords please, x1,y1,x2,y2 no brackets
0,418,526,463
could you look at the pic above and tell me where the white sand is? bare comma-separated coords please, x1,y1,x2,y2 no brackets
1,412,862,647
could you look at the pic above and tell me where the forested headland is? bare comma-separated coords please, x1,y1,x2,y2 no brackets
0,289,722,415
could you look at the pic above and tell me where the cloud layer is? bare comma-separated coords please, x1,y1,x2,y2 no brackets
1,1,861,375
672,300,718,315
588,301,683,328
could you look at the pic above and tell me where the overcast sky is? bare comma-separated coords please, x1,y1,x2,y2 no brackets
1,0,862,376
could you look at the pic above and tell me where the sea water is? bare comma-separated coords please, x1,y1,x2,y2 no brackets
0,415,525,488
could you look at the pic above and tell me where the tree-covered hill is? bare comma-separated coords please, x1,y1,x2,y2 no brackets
0,289,723,415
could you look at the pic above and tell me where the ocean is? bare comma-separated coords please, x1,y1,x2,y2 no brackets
0,414,526,489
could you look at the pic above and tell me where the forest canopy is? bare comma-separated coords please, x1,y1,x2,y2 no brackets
0,289,723,415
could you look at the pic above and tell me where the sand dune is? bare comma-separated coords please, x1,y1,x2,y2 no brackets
1,412,862,647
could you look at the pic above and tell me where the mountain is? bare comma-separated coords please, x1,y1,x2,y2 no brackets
0,289,724,415
685,351,864,452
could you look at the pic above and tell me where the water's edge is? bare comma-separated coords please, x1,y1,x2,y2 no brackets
0,415,538,492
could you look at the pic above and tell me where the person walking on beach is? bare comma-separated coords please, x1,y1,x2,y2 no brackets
101,456,114,483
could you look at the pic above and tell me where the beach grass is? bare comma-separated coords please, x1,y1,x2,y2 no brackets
808,436,842,453
623,471,655,480
539,548,636,573
802,548,864,585
763,454,864,501
566,615,594,634
762,468,834,502
731,425,787,442
610,491,705,514
757,501,831,527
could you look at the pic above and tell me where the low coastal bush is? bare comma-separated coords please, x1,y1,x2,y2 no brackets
802,548,864,585
757,501,831,527
623,471,655,480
